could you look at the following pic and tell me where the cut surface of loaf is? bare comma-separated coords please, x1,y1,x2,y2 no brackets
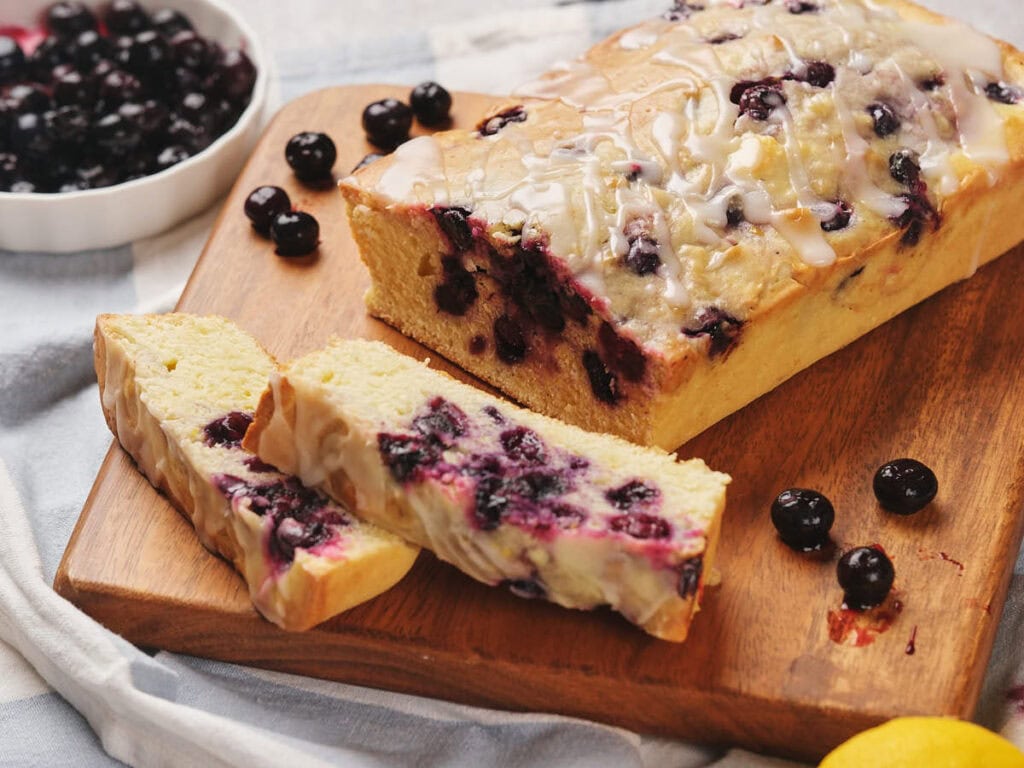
341,0,1024,449
94,313,419,631
243,338,730,642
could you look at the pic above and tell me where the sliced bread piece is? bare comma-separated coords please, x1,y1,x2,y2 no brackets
94,313,419,631
244,338,729,641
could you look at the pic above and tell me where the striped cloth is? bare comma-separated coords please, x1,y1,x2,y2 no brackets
2,1,1024,765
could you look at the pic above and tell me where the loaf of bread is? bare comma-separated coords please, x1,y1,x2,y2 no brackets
243,338,729,641
341,0,1024,449
94,314,419,631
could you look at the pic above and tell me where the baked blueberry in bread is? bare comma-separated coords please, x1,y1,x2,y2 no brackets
341,0,1024,449
94,314,419,631
243,339,729,641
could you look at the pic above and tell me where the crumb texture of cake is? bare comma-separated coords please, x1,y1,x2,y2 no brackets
93,314,419,631
341,0,1024,449
243,338,730,642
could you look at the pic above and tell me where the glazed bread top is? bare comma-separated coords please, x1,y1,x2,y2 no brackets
343,0,1024,359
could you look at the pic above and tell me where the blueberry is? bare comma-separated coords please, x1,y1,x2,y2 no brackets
125,30,172,79
663,2,704,21
413,397,468,442
804,61,835,88
891,189,938,246
867,102,900,137
682,307,743,358
270,210,320,257
352,152,383,172
46,2,98,38
502,579,545,599
582,349,618,404
27,36,70,82
476,105,527,136
433,256,478,315
610,513,671,540
432,206,474,251
500,427,546,465
0,36,26,85
606,480,660,511
155,144,190,171
873,458,937,514
72,29,110,70
203,411,253,447
10,113,53,157
244,185,291,235
285,131,337,182
770,488,835,551
0,152,19,186
8,84,51,115
99,69,144,106
210,48,256,103
45,105,90,147
410,81,452,126
151,8,194,38
170,30,210,70
820,200,853,232
888,149,920,186
786,0,819,12
515,470,566,500
837,546,895,610
494,314,528,363
597,323,646,382
726,196,745,227
53,69,96,108
678,556,702,599
93,111,141,156
362,98,413,149
624,233,661,275
985,81,1022,105
378,433,440,483
105,0,151,36
474,475,509,530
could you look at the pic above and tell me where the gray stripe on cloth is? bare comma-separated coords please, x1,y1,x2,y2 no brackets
0,692,126,768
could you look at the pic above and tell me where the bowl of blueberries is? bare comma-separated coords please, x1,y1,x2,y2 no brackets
0,0,267,252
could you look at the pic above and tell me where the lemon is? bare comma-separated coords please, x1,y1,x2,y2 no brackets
820,717,1024,768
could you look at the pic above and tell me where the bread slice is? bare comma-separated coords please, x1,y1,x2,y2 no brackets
94,314,419,631
340,0,1024,450
243,338,729,642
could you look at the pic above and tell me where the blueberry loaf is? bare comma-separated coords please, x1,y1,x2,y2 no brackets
94,314,419,631
242,339,729,641
341,0,1024,449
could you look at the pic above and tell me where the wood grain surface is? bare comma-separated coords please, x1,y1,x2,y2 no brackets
54,85,1024,761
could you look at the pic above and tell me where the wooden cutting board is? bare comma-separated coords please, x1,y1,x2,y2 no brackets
55,84,1024,762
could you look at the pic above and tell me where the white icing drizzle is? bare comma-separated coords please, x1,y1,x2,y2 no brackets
376,136,450,204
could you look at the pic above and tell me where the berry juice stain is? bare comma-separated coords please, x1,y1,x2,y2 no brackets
905,625,918,655
827,591,903,647
939,551,965,572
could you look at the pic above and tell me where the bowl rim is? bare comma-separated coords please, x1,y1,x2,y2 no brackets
0,0,270,205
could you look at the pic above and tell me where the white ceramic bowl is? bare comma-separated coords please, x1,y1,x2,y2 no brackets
0,0,268,253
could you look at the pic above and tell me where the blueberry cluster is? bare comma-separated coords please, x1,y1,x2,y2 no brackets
770,458,938,610
0,1,257,193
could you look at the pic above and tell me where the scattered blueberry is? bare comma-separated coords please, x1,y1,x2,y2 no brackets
432,206,474,252
770,488,835,551
410,81,452,126
284,131,337,182
243,185,291,234
623,220,661,275
270,210,320,256
867,102,900,137
891,187,938,246
873,458,938,514
502,578,546,599
598,323,646,383
378,433,439,483
888,149,920,186
726,196,745,227
500,427,546,465
837,545,895,610
786,0,819,13
362,98,413,149
413,397,468,443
